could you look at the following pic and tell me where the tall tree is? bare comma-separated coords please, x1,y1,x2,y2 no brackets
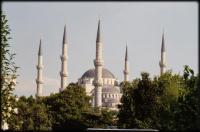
1,13,18,130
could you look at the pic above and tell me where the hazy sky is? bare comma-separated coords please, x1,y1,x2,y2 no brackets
3,2,198,97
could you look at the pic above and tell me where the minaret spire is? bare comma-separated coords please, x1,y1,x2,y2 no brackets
36,38,44,97
60,24,68,92
38,39,42,55
161,30,165,52
96,19,102,42
159,31,167,75
63,24,67,48
125,44,128,61
124,44,129,82
94,19,103,108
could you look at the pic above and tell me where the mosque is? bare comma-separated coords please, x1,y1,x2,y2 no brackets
35,20,167,110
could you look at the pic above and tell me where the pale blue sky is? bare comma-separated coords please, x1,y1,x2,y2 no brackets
3,2,198,97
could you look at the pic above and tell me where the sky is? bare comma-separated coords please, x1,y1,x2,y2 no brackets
2,2,198,97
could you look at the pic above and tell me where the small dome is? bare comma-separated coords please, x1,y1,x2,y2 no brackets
81,68,115,79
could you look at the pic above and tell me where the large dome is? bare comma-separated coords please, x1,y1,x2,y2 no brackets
81,68,115,79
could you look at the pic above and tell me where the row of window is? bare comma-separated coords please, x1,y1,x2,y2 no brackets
80,78,117,85
102,93,121,98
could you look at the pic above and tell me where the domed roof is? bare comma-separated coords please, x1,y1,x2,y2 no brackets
81,68,115,79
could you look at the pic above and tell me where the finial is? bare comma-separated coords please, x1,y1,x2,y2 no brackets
98,14,101,20
63,24,67,44
96,19,102,42
163,27,165,34
38,38,42,55
125,43,128,61
161,29,165,52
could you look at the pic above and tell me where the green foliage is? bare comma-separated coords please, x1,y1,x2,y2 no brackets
118,66,199,131
174,66,200,131
7,83,118,130
43,83,91,130
81,108,118,128
154,71,184,130
117,81,135,128
1,12,19,129
118,72,160,129
8,96,51,131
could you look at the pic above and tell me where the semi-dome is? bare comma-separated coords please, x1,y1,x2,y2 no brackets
81,68,115,79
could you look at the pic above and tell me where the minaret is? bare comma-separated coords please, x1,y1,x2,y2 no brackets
93,19,104,108
159,32,167,75
123,45,129,81
60,24,68,92
36,39,43,97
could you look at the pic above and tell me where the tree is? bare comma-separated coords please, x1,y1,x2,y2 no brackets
81,108,118,128
117,81,136,128
7,96,34,130
43,83,91,130
118,72,160,129
32,102,52,131
1,12,18,130
174,65,200,131
7,96,51,131
153,71,184,130
118,66,199,131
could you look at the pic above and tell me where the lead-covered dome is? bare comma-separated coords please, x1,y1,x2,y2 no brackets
81,68,115,79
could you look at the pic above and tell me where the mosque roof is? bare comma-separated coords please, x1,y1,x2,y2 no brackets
81,68,115,79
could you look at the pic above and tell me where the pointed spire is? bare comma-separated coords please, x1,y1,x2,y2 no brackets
38,38,42,55
161,31,165,52
125,44,128,61
63,24,67,44
96,19,102,42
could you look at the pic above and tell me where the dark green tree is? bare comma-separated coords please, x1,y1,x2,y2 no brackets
43,83,91,130
32,102,52,131
118,72,159,129
117,81,136,128
118,66,199,131
174,65,200,131
153,71,184,130
8,96,51,131
81,108,118,128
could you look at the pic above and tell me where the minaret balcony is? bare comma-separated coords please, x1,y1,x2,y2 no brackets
60,55,67,61
60,71,68,77
93,59,104,66
159,61,166,67
36,65,43,69
35,79,43,84
123,70,129,74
